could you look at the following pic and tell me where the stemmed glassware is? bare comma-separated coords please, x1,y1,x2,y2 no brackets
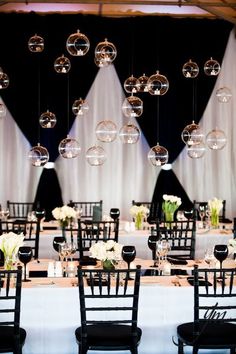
18,246,33,282
204,248,215,268
147,235,158,267
199,205,206,228
110,208,120,221
121,245,136,280
156,239,171,270
184,209,193,221
213,244,228,279
0,208,9,221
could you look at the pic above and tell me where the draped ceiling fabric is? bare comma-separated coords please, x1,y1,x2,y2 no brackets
0,13,233,219
55,65,158,220
0,97,42,207
173,29,236,220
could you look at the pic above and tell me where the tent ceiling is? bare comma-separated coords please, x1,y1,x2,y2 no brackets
0,0,236,24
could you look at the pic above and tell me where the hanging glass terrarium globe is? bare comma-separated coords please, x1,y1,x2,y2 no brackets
72,98,89,116
122,95,143,118
182,59,199,78
0,103,6,117
39,110,57,128
28,143,49,167
124,75,140,93
94,38,117,67
216,87,232,103
206,128,227,150
187,142,206,159
95,120,117,143
86,145,107,166
66,30,90,56
119,123,140,144
138,73,149,93
147,143,169,166
28,34,44,53
147,71,169,95
58,136,81,158
181,121,199,145
189,127,205,145
204,57,220,76
54,54,71,74
0,68,9,89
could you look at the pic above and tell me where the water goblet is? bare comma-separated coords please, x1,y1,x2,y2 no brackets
147,235,158,267
53,237,66,260
0,208,9,221
204,248,215,268
18,246,33,282
213,244,228,279
122,245,136,280
199,205,206,228
184,209,193,221
110,208,120,221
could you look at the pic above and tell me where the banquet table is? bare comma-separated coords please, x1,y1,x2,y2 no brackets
37,221,234,261
12,258,236,354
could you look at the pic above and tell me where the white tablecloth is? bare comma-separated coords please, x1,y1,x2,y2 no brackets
19,282,230,354
38,223,233,261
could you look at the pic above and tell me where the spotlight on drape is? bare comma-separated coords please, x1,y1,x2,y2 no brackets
66,29,90,56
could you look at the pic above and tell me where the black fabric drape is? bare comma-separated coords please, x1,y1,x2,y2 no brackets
0,13,233,215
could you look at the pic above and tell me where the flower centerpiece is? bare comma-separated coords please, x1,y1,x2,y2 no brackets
89,240,123,270
208,197,223,228
0,232,24,270
162,194,182,222
129,205,149,230
52,205,76,228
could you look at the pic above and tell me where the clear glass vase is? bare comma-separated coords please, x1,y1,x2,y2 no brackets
164,211,174,223
135,213,143,230
211,210,219,229
4,254,17,271
102,259,115,270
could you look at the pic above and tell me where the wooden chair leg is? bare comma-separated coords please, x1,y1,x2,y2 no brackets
192,346,198,354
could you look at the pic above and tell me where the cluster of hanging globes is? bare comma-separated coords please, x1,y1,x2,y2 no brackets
6,34,231,166
181,58,230,158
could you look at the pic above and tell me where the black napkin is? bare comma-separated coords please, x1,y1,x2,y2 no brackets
79,257,97,266
167,257,188,265
29,270,48,278
187,276,212,286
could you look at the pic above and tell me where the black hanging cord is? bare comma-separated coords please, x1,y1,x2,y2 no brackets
156,95,160,144
37,55,41,144
66,72,70,134
192,78,197,122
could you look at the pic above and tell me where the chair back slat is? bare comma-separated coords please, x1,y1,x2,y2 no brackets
0,220,41,260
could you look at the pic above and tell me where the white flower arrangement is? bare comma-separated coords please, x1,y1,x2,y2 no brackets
130,205,149,218
89,240,123,261
52,205,77,227
208,197,223,213
0,232,24,257
162,194,182,214
228,239,236,255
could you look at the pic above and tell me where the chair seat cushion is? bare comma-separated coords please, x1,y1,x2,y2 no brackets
0,326,27,350
177,322,236,347
75,324,142,348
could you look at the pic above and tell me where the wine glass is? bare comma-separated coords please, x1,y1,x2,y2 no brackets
35,208,46,221
122,245,136,280
53,237,66,260
18,246,33,282
0,208,9,221
147,235,158,267
199,205,206,227
156,240,171,270
213,244,228,279
110,208,120,221
184,209,193,220
204,248,215,268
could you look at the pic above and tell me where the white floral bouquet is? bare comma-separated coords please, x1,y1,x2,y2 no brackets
162,194,182,222
52,205,77,228
0,232,24,270
208,197,223,227
130,205,150,218
89,240,123,261
228,239,236,255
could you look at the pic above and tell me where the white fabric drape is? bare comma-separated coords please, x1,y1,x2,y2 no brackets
55,65,158,220
173,29,236,220
0,97,42,207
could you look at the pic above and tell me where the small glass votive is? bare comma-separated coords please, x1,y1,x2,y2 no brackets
67,262,76,277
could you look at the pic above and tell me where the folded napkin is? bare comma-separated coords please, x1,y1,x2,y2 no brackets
167,257,188,265
79,256,97,266
187,276,212,286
